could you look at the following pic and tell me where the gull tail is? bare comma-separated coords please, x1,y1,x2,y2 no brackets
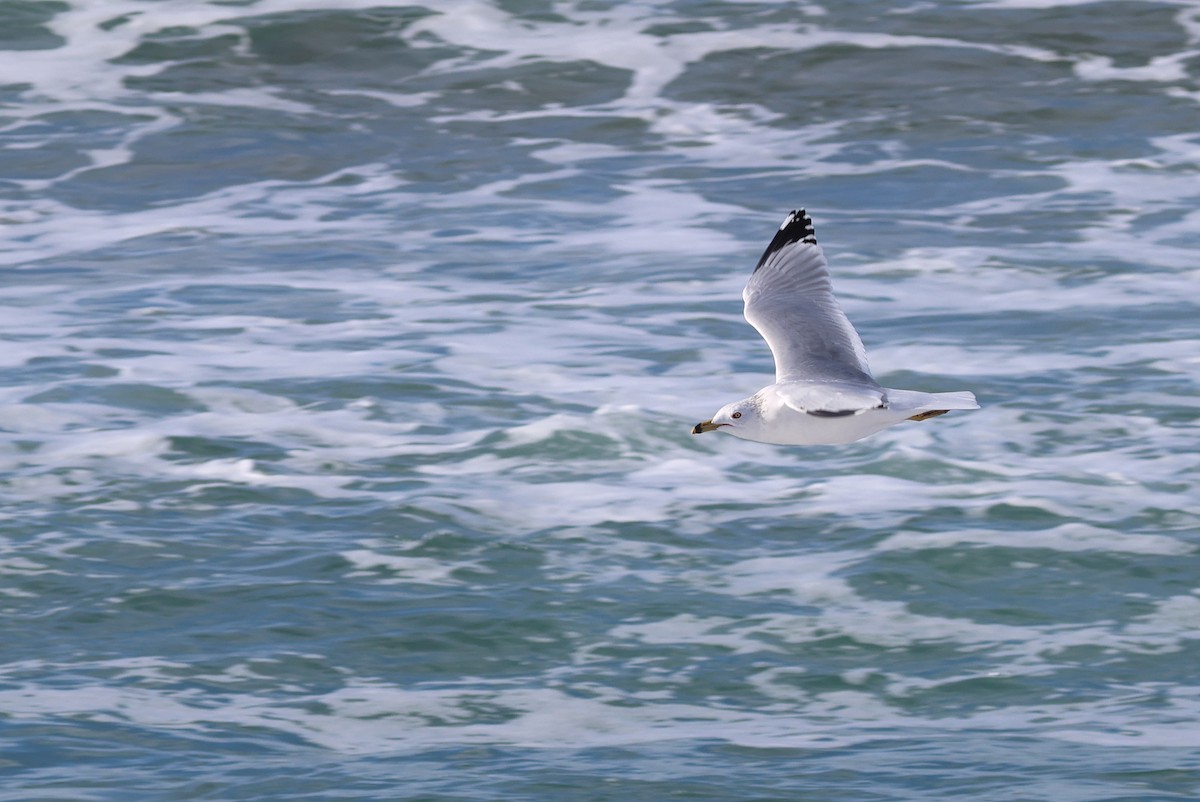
885,389,979,421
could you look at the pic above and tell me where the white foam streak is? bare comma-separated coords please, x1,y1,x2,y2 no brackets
341,548,471,586
1075,52,1198,83
878,523,1194,556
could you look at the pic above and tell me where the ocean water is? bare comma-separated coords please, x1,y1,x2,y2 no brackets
3,0,1199,799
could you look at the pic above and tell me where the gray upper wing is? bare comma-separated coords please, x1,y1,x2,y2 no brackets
742,210,877,386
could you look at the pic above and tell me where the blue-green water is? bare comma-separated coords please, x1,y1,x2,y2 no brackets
3,1,1200,799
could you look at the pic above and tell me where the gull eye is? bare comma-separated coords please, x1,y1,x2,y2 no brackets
731,411,742,419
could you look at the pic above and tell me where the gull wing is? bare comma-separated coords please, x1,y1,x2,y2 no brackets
773,380,886,417
743,210,876,387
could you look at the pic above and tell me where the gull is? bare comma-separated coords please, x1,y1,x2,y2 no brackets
692,210,978,445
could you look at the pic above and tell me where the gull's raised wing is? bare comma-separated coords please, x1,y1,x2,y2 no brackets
743,210,876,386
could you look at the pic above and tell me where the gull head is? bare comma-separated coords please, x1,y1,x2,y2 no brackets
692,397,761,438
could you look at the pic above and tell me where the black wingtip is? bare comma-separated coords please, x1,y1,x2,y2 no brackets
753,209,817,272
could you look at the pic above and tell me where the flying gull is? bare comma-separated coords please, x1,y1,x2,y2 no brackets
692,210,978,445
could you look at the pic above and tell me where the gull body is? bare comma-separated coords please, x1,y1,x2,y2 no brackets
693,210,978,446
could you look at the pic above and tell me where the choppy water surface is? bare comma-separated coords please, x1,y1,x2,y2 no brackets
3,1,1200,799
